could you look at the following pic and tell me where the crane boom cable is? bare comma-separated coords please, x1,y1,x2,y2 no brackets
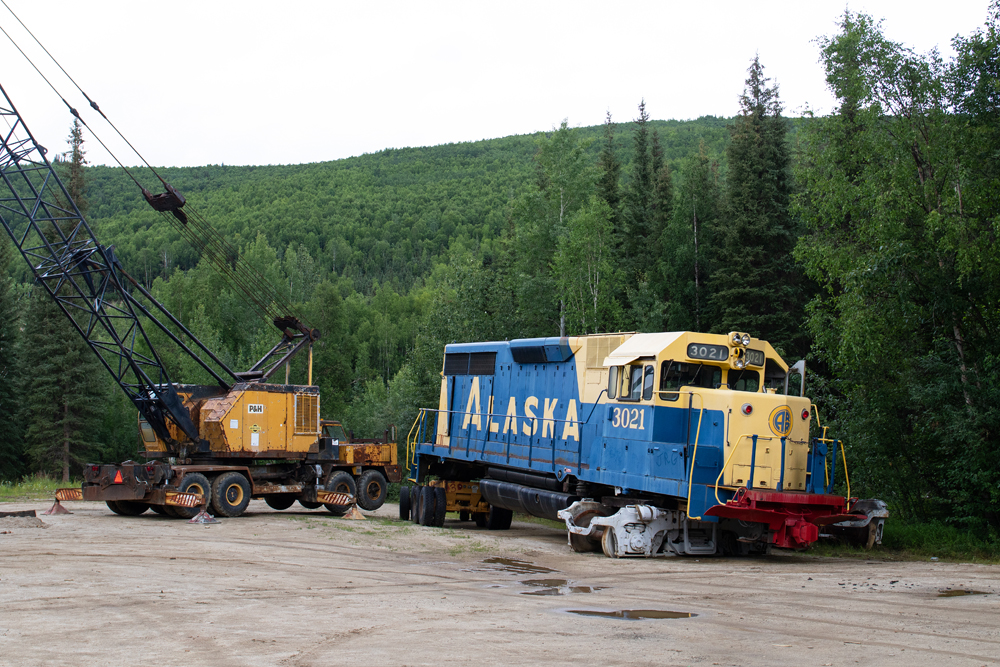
0,8,309,331
1,0,162,180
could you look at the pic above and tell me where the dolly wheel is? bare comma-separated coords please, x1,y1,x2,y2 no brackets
432,487,447,527
485,506,513,531
108,500,149,516
419,486,437,526
299,500,322,509
212,472,251,517
399,486,411,521
411,486,423,524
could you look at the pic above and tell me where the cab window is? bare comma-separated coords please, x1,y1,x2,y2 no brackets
616,364,653,402
658,361,722,401
728,369,760,392
323,423,348,441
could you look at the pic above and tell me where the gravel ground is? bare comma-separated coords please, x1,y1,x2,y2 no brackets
1,499,997,667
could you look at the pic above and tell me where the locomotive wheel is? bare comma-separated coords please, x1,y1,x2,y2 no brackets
325,471,357,515
419,486,436,526
299,500,322,509
211,472,251,517
568,509,604,553
432,487,447,527
174,473,211,520
356,470,388,511
399,486,411,521
485,506,513,531
601,525,620,558
265,495,296,511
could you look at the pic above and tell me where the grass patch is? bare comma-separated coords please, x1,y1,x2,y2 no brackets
809,519,1000,563
0,476,72,501
513,513,565,530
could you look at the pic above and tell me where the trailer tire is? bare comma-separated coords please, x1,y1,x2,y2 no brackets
474,512,487,528
356,470,388,510
149,504,169,516
486,506,513,531
459,510,470,522
299,500,322,509
419,486,436,526
411,486,423,524
265,495,296,511
212,472,251,517
432,487,447,527
162,504,180,518
399,486,411,521
325,471,356,515
175,473,211,519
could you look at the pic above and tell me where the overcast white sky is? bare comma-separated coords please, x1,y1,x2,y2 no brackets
0,1,992,167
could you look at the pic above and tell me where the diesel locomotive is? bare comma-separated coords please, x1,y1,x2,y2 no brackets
402,331,886,557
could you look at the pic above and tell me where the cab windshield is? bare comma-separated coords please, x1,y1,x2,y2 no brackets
323,423,348,441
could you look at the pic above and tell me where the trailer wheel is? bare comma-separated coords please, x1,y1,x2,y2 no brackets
474,512,487,528
459,511,470,522
212,472,251,517
175,473,211,519
325,471,356,515
485,506,513,531
356,470,388,511
162,504,180,518
432,487,447,527
399,486,411,521
419,486,437,526
299,500,322,509
411,486,423,524
265,495,296,511
149,504,169,516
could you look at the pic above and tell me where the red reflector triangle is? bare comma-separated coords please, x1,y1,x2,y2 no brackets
113,470,124,484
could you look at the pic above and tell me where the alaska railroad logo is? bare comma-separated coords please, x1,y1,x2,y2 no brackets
769,406,792,437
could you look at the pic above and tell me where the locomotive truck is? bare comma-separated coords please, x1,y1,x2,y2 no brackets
402,331,887,556
0,82,400,518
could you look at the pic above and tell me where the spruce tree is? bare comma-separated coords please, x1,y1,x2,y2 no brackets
709,57,803,355
596,111,622,234
623,100,653,264
663,142,721,332
17,120,104,481
19,289,104,481
0,238,25,481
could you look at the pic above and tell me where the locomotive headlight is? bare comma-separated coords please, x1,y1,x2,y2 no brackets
741,333,751,347
731,332,742,344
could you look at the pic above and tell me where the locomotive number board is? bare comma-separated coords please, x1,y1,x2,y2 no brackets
686,343,729,361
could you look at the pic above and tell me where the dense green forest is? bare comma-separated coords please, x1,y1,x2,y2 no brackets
1,6,998,537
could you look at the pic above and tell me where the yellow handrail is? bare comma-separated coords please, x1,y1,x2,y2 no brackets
684,391,706,520
404,409,427,482
713,433,775,505
810,402,850,499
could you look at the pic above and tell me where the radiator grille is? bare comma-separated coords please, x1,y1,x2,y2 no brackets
295,394,319,434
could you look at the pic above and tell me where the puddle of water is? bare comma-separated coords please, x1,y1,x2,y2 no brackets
480,557,557,575
523,586,606,596
937,589,989,597
568,609,695,620
521,579,568,588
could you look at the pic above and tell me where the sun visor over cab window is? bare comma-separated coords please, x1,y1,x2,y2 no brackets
510,337,573,364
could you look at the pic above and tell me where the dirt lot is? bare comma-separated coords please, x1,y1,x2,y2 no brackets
1,500,997,667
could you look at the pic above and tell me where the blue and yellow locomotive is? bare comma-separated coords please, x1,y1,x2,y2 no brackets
403,331,886,557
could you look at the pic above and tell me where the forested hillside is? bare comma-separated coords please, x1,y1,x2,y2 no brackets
2,5,998,537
